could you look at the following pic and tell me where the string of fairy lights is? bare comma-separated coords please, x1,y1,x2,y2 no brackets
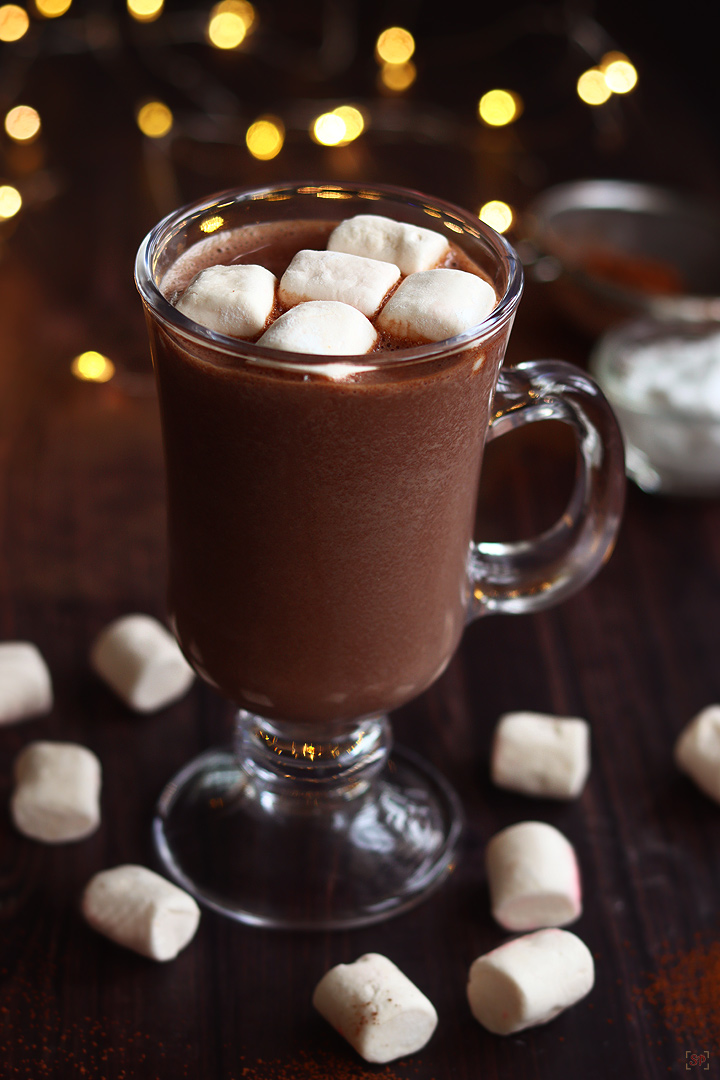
0,0,640,383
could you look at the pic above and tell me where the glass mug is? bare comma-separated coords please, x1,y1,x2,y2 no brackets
135,182,625,929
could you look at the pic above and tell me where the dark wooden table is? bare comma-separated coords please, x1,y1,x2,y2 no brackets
2,9,720,1078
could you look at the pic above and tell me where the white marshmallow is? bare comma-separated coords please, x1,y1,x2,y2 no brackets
81,864,200,962
327,214,450,275
377,269,496,343
486,821,582,931
674,705,720,802
11,741,101,843
312,953,438,1064
175,263,276,338
467,928,595,1036
491,712,590,799
0,641,53,725
279,249,400,317
258,301,377,356
90,614,194,713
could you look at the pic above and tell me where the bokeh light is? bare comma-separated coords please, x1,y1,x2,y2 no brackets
127,0,164,22
4,105,41,143
34,0,72,16
0,184,22,220
136,100,173,138
576,68,612,105
601,51,638,94
311,111,347,146
375,26,415,64
332,105,365,143
246,116,284,160
478,89,523,127
207,1,255,49
379,61,416,92
479,200,513,234
231,0,255,32
71,351,116,383
0,4,29,41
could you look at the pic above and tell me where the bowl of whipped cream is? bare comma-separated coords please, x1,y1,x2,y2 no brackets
590,317,720,496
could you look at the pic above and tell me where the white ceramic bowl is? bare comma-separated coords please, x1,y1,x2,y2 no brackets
590,316,720,496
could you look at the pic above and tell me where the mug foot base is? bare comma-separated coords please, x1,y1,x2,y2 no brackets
153,744,463,930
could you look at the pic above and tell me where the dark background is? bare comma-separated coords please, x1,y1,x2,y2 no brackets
2,3,720,1079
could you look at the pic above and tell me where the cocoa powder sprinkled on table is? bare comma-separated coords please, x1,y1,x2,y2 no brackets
633,937,720,1052
0,968,425,1080
235,1049,426,1079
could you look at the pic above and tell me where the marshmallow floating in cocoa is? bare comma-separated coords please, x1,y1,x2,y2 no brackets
312,953,438,1064
327,214,450,275
467,928,595,1035
176,263,276,338
11,740,102,843
377,268,496,343
486,821,582,932
491,711,591,799
90,613,195,714
674,704,720,803
0,641,53,726
258,300,377,355
279,249,400,317
82,864,200,962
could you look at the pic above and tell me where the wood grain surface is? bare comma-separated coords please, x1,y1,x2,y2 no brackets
2,11,720,1077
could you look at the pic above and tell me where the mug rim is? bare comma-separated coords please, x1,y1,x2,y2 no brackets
135,180,524,371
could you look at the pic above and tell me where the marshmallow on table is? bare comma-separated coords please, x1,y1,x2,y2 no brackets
491,711,590,799
674,704,720,802
327,214,450,275
0,641,53,725
312,953,437,1064
90,613,195,713
377,269,496,343
82,865,200,962
258,300,377,355
467,928,594,1036
11,741,101,843
486,821,582,931
279,249,400,317
175,263,276,337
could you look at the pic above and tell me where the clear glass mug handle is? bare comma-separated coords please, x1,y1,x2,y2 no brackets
469,359,626,617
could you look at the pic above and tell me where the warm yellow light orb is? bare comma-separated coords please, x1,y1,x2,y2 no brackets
375,26,415,65
127,0,164,22
479,200,514,234
207,2,250,49
601,52,638,94
478,89,522,127
0,184,22,220
136,100,173,138
379,60,416,92
332,105,364,143
71,351,116,383
4,104,41,143
246,117,284,160
312,112,347,146
228,0,255,32
577,68,612,105
34,0,72,16
0,4,30,41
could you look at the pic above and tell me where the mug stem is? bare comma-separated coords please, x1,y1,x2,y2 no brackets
233,710,391,798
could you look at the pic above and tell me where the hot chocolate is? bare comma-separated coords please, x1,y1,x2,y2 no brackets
149,217,505,726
